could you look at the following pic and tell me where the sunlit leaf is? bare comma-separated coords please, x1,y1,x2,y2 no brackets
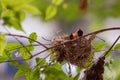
0,56,6,62
5,42,21,52
114,43,120,50
14,69,25,79
52,0,63,6
47,49,54,53
44,63,68,80
10,18,23,30
0,2,2,16
20,48,31,60
0,34,6,54
45,5,57,20
14,64,30,79
23,4,40,15
36,57,46,66
1,10,13,18
28,32,37,43
27,45,34,51
94,42,107,51
25,67,41,80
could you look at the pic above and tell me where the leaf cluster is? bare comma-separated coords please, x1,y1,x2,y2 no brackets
0,0,40,31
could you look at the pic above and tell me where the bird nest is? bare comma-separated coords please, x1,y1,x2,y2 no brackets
52,29,95,68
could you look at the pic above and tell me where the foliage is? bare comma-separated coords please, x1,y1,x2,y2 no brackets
104,58,120,80
0,0,40,31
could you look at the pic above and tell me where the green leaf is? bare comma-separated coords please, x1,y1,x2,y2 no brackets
5,43,21,52
27,45,34,51
114,43,120,50
36,57,46,66
26,67,40,80
52,0,63,6
20,48,31,60
44,63,68,80
14,69,25,79
14,64,30,79
0,56,6,62
28,32,37,43
74,73,80,80
9,18,23,31
94,42,107,51
76,66,81,73
45,5,57,20
9,59,19,66
17,64,30,71
1,10,13,18
23,4,40,15
0,34,6,54
15,11,25,21
0,2,2,16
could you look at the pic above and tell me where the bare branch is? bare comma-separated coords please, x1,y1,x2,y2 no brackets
84,27,120,37
104,35,120,57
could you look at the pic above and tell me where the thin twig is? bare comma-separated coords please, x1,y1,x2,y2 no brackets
84,27,120,37
41,37,52,42
95,36,105,42
68,63,72,77
5,33,48,49
103,35,120,57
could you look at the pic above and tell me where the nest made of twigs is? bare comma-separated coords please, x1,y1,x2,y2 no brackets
52,30,95,68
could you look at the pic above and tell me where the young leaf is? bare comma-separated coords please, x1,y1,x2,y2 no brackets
27,45,34,51
114,43,120,50
0,56,7,62
14,64,30,79
45,5,57,20
26,67,40,80
52,0,63,6
20,48,31,60
36,57,46,66
14,69,26,79
94,42,107,51
1,10,13,18
0,34,6,54
0,2,2,16
23,4,40,15
9,18,23,31
44,63,68,80
28,32,37,43
4,42,21,52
